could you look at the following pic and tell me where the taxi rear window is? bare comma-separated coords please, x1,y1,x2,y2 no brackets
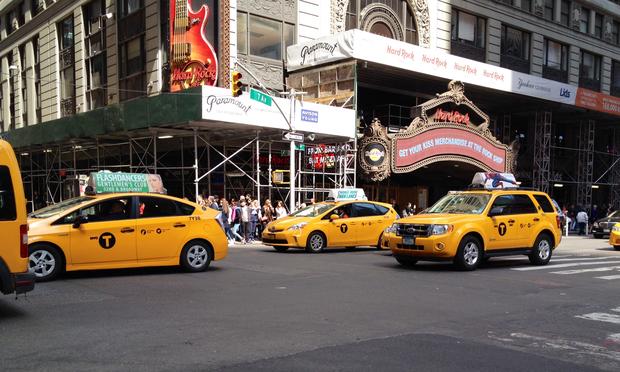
533,195,555,213
0,166,16,221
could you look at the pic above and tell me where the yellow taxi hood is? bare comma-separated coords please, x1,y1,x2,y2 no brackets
267,216,313,230
396,213,483,225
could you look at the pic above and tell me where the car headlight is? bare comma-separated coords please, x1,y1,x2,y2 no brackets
612,225,620,233
430,224,452,235
287,222,308,231
385,224,398,234
593,222,599,228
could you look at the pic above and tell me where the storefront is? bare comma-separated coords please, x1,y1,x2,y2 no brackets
286,29,620,211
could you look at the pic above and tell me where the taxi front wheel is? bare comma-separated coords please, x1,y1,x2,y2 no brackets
29,245,63,282
180,240,212,272
306,232,326,253
454,236,482,271
529,234,553,265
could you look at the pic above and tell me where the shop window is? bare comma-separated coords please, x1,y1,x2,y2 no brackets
580,7,590,34
500,25,530,73
560,0,570,27
543,0,554,21
611,61,620,98
237,12,295,61
451,9,486,62
543,39,568,82
579,51,601,91
594,13,603,38
84,0,108,110
58,16,75,117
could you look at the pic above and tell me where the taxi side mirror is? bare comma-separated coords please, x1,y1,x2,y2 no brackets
330,214,340,221
72,215,88,228
488,206,503,217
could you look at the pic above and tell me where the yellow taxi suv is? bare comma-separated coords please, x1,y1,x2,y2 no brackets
0,139,35,295
262,198,398,253
608,223,620,251
383,174,562,271
27,192,227,281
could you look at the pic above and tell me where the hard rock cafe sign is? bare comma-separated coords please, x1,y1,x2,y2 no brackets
358,81,516,181
169,0,219,91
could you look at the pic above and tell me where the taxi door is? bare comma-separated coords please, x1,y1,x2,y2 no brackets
322,203,356,247
486,194,525,250
135,196,190,262
70,197,137,265
351,202,387,246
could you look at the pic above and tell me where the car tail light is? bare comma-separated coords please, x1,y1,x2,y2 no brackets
556,215,561,229
20,224,28,259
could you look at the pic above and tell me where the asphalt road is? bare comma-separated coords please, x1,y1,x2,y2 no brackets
1,236,619,371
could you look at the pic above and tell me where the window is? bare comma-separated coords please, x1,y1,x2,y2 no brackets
84,0,108,109
139,197,181,218
64,197,133,224
501,25,530,60
32,0,43,17
521,0,532,12
613,21,620,45
119,0,142,18
325,204,353,219
611,61,620,97
352,202,382,217
580,51,601,91
533,195,554,213
6,2,25,35
345,0,357,30
19,43,28,125
33,36,41,123
543,0,554,20
451,10,485,48
490,195,537,215
0,166,17,221
560,0,570,26
344,1,418,45
543,39,567,70
580,7,590,33
58,16,75,117
8,51,16,130
237,12,295,61
594,13,603,38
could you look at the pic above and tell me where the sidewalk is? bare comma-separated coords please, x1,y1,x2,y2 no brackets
557,235,618,256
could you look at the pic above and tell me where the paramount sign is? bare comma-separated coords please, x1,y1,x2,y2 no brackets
300,42,338,65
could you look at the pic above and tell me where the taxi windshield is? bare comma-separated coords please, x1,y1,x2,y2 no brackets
426,193,490,215
289,203,334,217
29,196,95,219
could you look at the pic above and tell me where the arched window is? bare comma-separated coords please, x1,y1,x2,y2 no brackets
345,0,417,45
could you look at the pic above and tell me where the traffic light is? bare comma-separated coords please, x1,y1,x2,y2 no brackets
231,70,244,97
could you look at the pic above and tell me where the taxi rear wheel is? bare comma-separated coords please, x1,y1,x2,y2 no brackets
394,255,418,267
29,245,63,282
529,234,553,265
454,236,482,271
180,240,212,272
306,232,326,253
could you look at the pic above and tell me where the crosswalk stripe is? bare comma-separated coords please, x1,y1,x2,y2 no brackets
551,266,620,275
596,275,620,280
512,260,620,271
549,257,617,262
576,312,620,325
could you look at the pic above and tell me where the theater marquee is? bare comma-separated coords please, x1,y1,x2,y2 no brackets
358,81,515,181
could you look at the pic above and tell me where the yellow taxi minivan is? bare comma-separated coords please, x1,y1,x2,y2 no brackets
262,189,398,253
28,192,228,281
608,223,620,250
0,139,35,295
383,173,562,271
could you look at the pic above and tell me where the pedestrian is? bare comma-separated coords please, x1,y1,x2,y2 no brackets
391,198,401,217
210,195,220,210
275,200,288,219
250,200,261,241
576,208,589,236
241,200,251,244
230,199,243,242
262,199,275,229
220,198,234,244
402,202,414,217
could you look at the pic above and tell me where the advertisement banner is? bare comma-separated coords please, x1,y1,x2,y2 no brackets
575,88,620,116
287,30,578,106
394,127,507,172
89,173,166,194
169,0,218,91
201,86,356,139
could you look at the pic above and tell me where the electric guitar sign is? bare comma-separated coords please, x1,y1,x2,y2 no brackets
170,0,219,91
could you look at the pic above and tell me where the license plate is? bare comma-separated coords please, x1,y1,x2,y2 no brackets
604,229,610,233
403,236,415,245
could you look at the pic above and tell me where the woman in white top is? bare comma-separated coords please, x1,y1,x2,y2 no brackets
275,201,288,219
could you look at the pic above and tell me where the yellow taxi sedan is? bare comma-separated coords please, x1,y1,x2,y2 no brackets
27,193,227,281
262,201,398,253
609,223,620,250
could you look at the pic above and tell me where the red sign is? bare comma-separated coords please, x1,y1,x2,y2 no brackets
170,0,219,92
575,88,620,117
394,127,507,172
432,108,470,125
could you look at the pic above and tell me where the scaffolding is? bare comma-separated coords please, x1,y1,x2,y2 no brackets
532,111,552,193
576,120,595,212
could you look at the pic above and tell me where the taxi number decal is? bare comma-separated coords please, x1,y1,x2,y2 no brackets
340,224,348,233
99,232,116,249
189,216,201,221
498,223,507,237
